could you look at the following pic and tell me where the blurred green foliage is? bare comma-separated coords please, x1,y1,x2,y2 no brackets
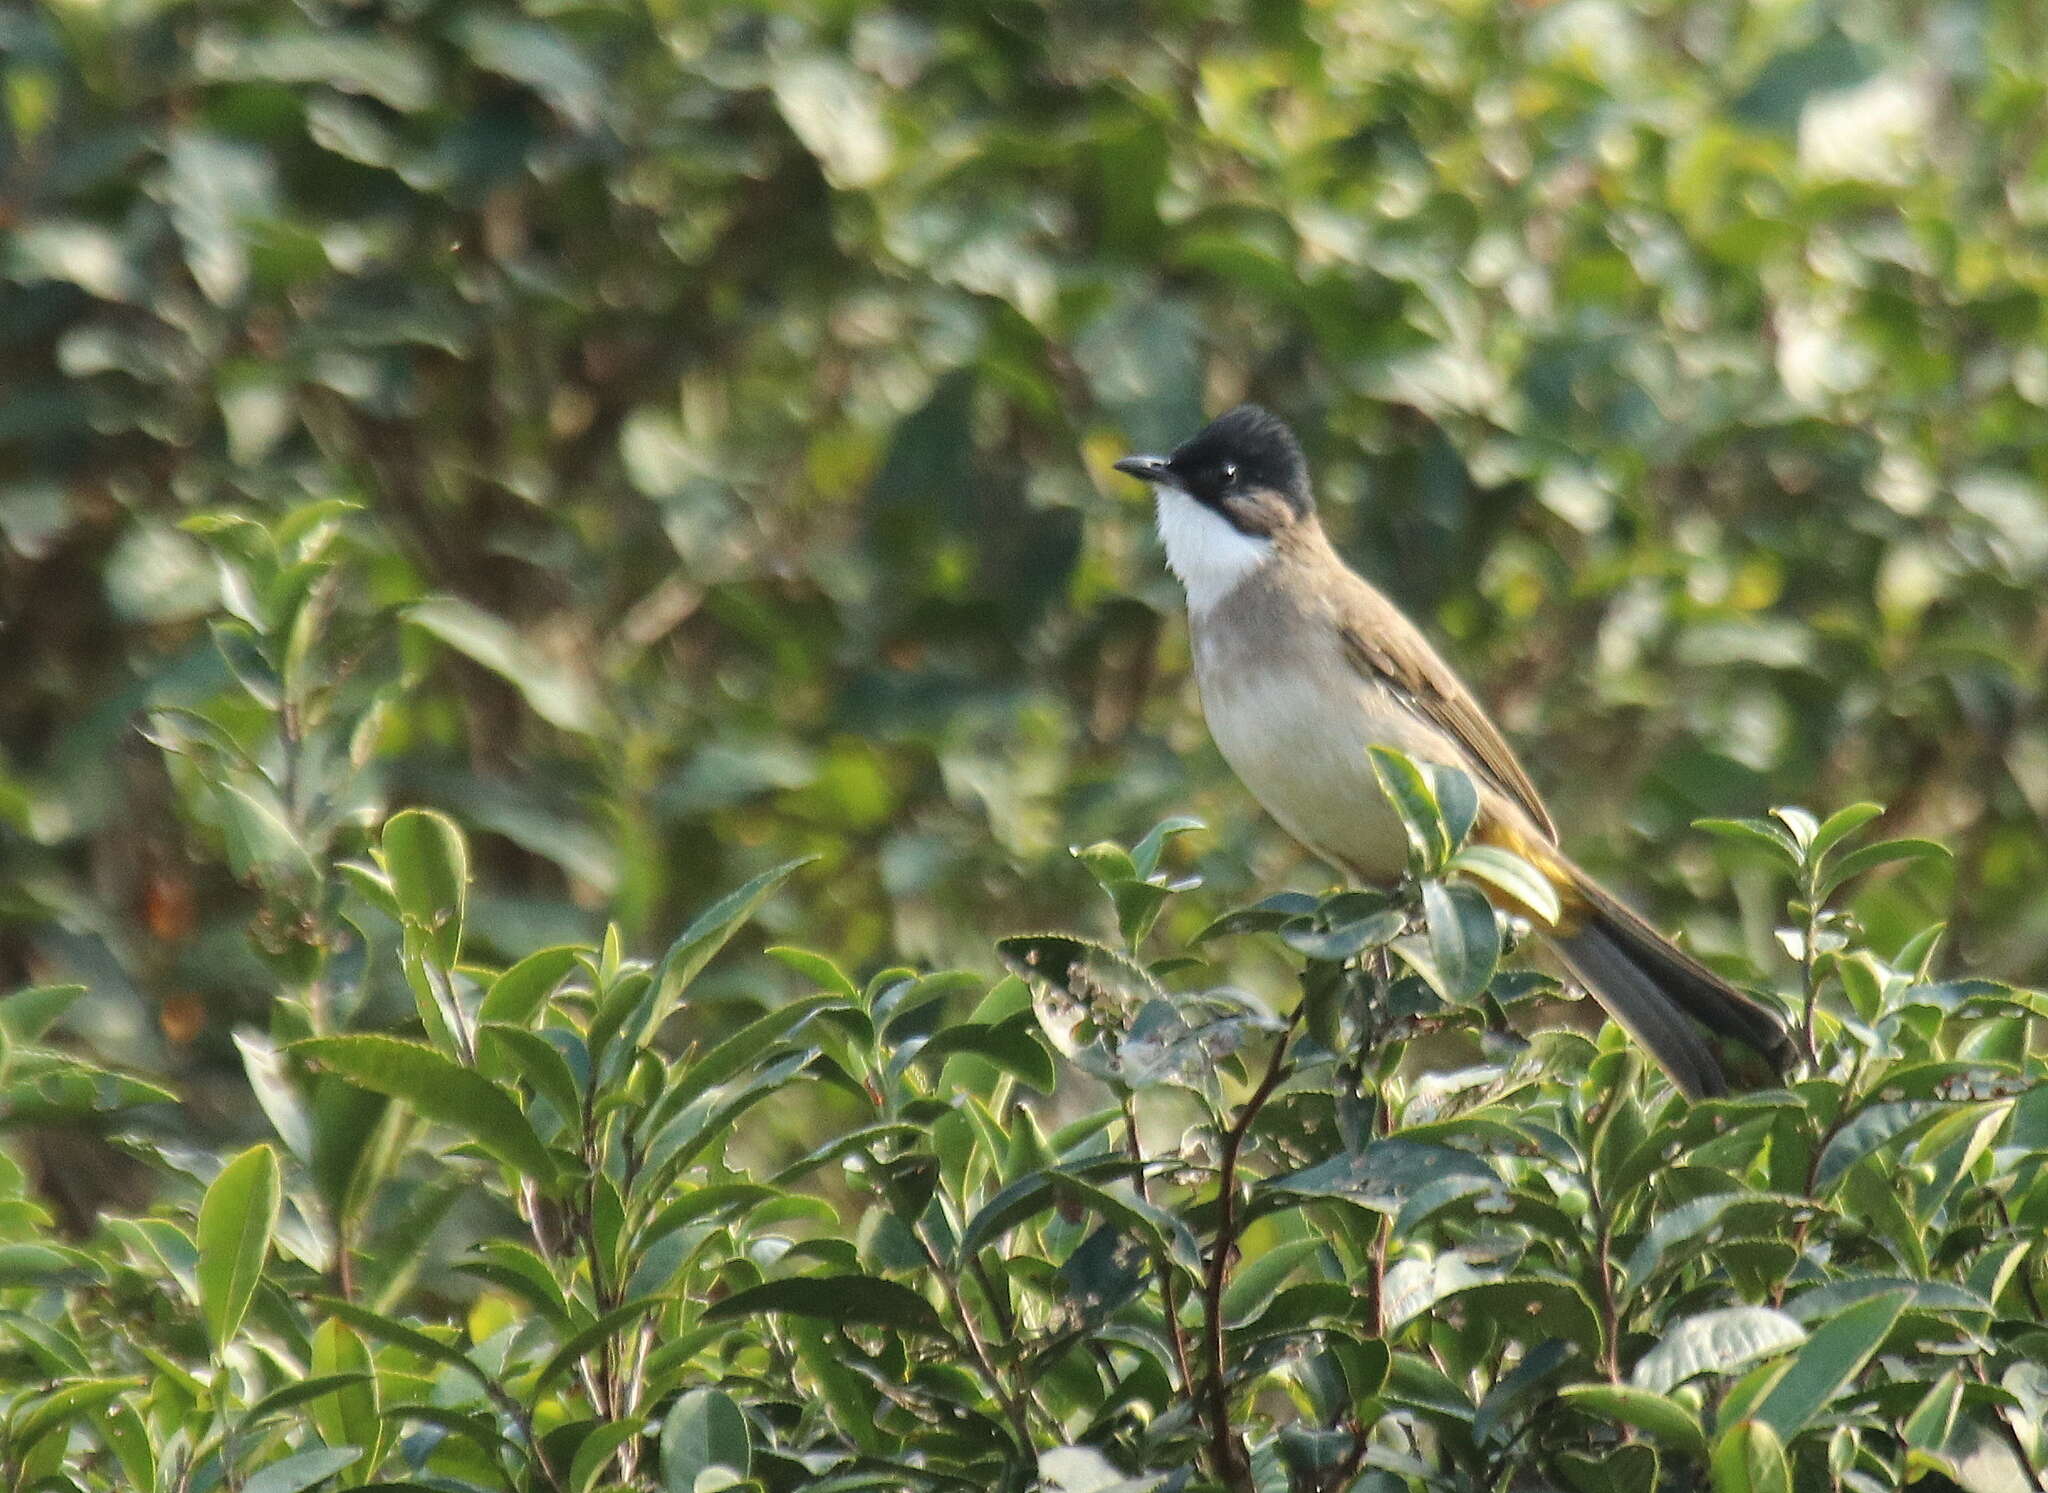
7,0,2045,1100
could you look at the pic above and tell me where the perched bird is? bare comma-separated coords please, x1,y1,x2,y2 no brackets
1116,405,1795,1097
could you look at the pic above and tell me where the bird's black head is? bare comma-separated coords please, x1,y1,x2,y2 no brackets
1114,405,1313,531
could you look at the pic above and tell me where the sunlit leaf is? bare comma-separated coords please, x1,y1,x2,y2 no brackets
292,1035,554,1184
197,1144,281,1350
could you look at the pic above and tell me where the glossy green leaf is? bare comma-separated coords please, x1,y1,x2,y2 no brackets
1419,879,1500,1001
1695,818,1801,868
1808,801,1884,861
479,945,582,1026
701,1274,947,1337
196,1144,280,1350
382,808,467,967
1631,1307,1806,1394
661,1387,753,1491
1818,838,1951,900
291,1035,554,1183
1557,1384,1706,1456
1751,1288,1909,1438
1369,746,1452,871
1449,844,1562,926
9,1377,145,1460
1710,1419,1790,1493
242,1447,365,1493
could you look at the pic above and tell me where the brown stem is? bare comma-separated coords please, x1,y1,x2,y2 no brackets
916,1223,1038,1456
1202,1008,1303,1490
1124,1092,1196,1394
1590,1179,1623,1383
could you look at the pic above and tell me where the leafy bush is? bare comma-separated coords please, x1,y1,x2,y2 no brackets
4,509,2043,1493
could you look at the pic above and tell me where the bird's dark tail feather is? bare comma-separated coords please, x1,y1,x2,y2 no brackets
1552,870,1798,1100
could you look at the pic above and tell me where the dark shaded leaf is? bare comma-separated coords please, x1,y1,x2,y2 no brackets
292,1035,554,1184
702,1274,946,1337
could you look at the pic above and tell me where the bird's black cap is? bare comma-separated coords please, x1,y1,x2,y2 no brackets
1115,404,1312,518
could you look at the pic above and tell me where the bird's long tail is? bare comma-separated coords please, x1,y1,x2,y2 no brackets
1550,865,1798,1100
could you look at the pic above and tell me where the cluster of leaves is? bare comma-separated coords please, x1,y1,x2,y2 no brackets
4,556,2041,1491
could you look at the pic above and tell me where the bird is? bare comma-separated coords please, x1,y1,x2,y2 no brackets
1115,404,1796,1098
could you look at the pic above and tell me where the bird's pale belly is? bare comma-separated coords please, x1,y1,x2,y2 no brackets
1196,658,1454,885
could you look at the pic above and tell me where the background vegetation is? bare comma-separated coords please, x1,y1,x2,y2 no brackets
2,0,2045,1488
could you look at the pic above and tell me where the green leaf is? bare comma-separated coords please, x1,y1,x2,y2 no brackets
407,597,602,734
9,1377,145,1460
382,809,467,968
1631,1307,1806,1394
648,993,845,1133
1278,910,1406,962
1130,814,1203,879
1710,1419,1791,1493
1424,763,1479,850
637,1183,779,1250
567,1419,645,1493
702,1274,947,1337
242,1447,365,1493
243,1371,373,1427
479,946,582,1026
452,15,602,129
913,1012,1057,1093
1771,806,1820,851
535,1299,662,1391
1111,879,1172,949
1809,801,1884,860
291,1035,555,1184
1902,1373,1962,1453
1812,1101,1941,1193
1817,838,1951,900
195,30,434,112
314,1298,494,1392
1751,1288,1909,1438
1620,1191,1749,1293
1449,844,1562,926
637,858,814,1046
765,946,858,1000
956,1166,1098,1257
1420,880,1500,1001
1695,818,1801,868
197,1144,281,1350
217,779,321,889
0,984,86,1041
1558,1385,1706,1457
1222,1238,1325,1328
479,1024,583,1127
771,53,892,189
1380,1251,1502,1332
1267,1138,1503,1215
305,1324,384,1484
1072,841,1139,887
661,1387,753,1491
1369,746,1452,871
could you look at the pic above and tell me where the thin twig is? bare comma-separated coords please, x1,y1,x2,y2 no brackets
1124,1091,1196,1394
1202,1007,1303,1491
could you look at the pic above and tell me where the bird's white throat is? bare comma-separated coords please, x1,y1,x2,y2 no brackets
1154,487,1273,611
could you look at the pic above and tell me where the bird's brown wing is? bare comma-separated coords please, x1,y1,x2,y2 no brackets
1335,588,1559,842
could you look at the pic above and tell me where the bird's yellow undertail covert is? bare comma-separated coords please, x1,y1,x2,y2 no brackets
1117,405,1796,1098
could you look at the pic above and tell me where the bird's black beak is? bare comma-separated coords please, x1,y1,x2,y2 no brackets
1113,455,1170,483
